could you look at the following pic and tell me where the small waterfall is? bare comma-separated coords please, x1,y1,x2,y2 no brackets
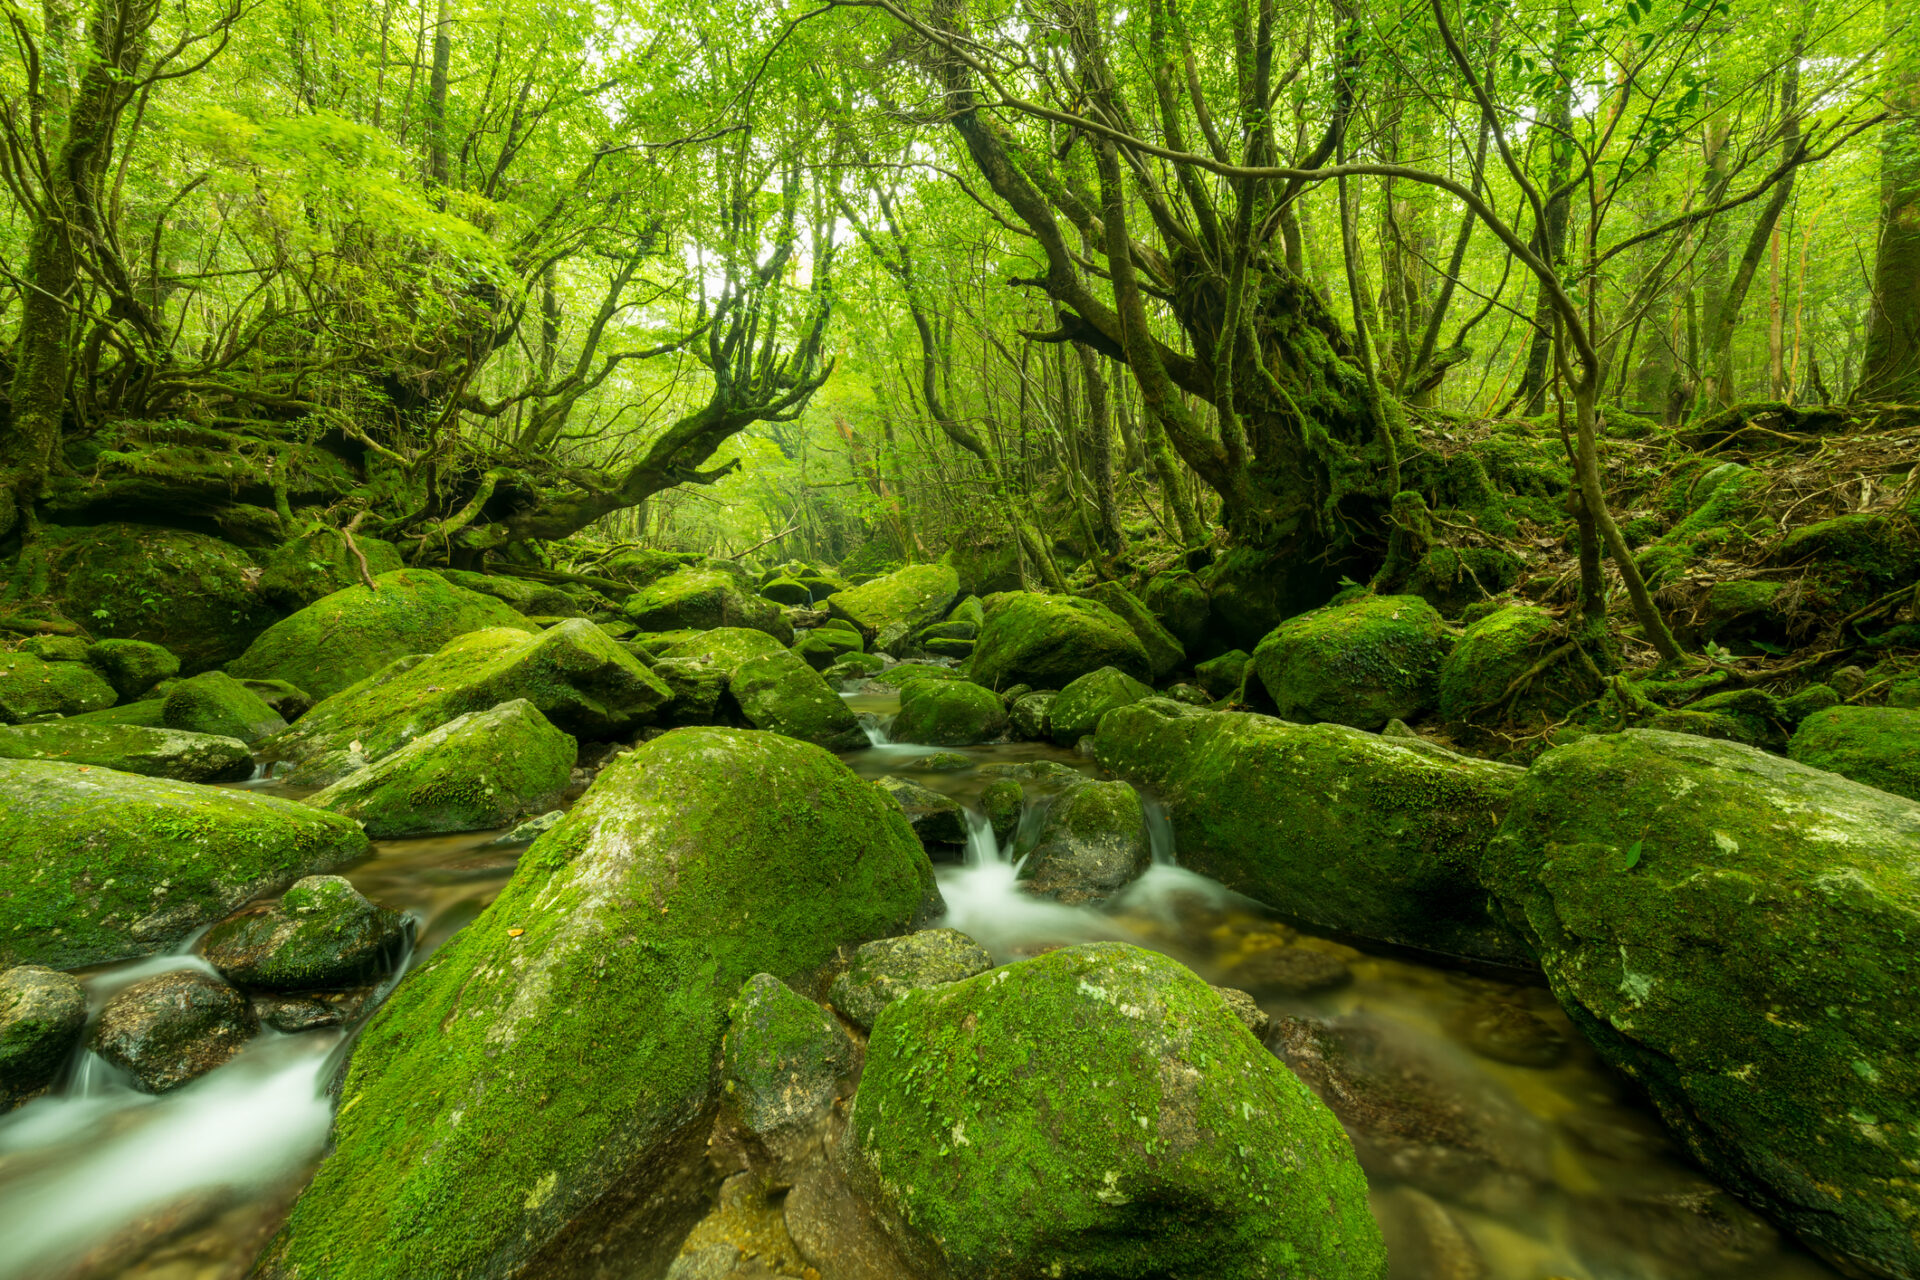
861,717,889,747
1143,798,1177,866
962,809,1003,867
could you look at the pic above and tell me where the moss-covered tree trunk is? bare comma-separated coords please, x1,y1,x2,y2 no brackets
1860,35,1920,402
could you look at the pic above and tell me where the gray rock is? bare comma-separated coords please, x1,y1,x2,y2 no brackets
91,969,258,1092
1018,779,1151,905
201,876,411,990
828,928,994,1031
254,990,369,1033
873,775,968,853
1211,985,1272,1040
1,965,88,1109
722,974,853,1138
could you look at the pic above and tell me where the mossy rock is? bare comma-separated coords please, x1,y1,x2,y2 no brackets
1404,547,1524,619
439,570,585,618
822,653,886,683
163,670,287,743
1049,666,1154,746
256,728,938,1280
728,649,866,751
1481,730,1920,1279
1252,595,1451,731
3,523,276,671
947,541,1023,597
921,636,975,661
601,547,702,589
23,635,89,662
825,563,960,641
258,529,406,611
970,593,1151,690
624,565,795,644
869,663,962,688
1093,701,1528,965
1788,706,1920,801
1636,465,1770,587
651,658,730,726
1143,569,1211,652
1200,545,1347,651
827,927,993,1032
0,720,251,783
261,621,670,786
1079,581,1186,681
722,973,854,1138
889,680,1008,747
1771,513,1920,617
844,942,1386,1280
0,965,88,1111
229,568,535,702
1193,649,1251,698
0,651,117,722
659,626,786,669
948,595,986,630
1648,688,1789,753
309,699,576,838
84,638,180,699
793,628,863,672
202,874,410,990
1436,606,1599,725
1007,691,1057,741
873,776,969,853
1017,779,1150,905
760,576,814,606
0,759,372,969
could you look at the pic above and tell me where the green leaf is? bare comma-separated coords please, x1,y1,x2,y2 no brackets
1620,840,1643,871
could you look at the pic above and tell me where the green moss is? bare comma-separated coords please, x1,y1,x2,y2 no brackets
658,626,785,669
1094,702,1528,964
826,563,960,640
162,670,286,743
202,875,408,989
1251,595,1451,730
722,973,853,1135
1404,547,1524,618
869,663,963,688
229,568,534,702
1437,606,1599,725
828,927,993,1031
84,638,180,699
970,594,1151,690
1049,666,1154,746
258,529,405,611
890,680,1008,747
1788,706,1920,801
1193,649,1251,698
0,758,371,968
1142,570,1211,651
844,943,1386,1279
260,728,936,1280
0,720,252,783
624,565,794,643
1079,582,1185,680
1481,730,1920,1278
0,651,117,722
728,649,867,750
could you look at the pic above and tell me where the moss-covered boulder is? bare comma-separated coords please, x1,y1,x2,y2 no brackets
827,927,994,1032
1143,568,1211,652
261,621,670,785
259,529,406,611
728,649,867,751
793,628,863,671
1007,690,1057,741
1018,780,1150,905
0,965,87,1111
91,968,257,1093
229,569,534,703
1436,605,1599,725
1093,701,1528,965
0,759,370,969
970,593,1151,690
1649,687,1789,753
843,942,1386,1280
1251,594,1450,731
202,875,411,990
889,679,1008,747
868,662,961,688
623,564,795,644
84,638,180,699
1787,705,1920,802
163,669,287,743
255,728,937,1280
760,576,813,606
1193,648,1250,698
3,523,276,670
872,775,969,853
650,657,729,726
822,652,886,683
721,973,854,1140
1049,666,1154,746
240,677,314,722
1201,545,1348,651
1481,730,1920,1279
438,570,584,619
825,563,960,642
1403,547,1524,619
308,699,575,837
982,777,1023,845
658,626,787,668
1081,581,1185,680
0,720,251,782
0,650,117,722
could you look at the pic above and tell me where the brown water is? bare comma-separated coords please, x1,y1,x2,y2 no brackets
0,701,1847,1280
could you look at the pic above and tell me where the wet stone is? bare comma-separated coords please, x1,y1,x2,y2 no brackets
253,990,369,1034
1211,985,1272,1040
1228,944,1354,995
981,777,1023,846
1,964,88,1110
1444,992,1568,1068
202,876,411,991
872,775,968,854
91,969,258,1093
828,927,994,1032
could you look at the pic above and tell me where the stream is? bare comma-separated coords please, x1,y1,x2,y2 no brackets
0,689,1848,1280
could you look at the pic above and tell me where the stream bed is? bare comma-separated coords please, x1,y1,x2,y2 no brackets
0,697,1849,1280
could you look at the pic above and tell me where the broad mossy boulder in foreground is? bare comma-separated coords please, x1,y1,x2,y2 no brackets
229,568,535,702
1481,730,1920,1280
825,562,959,640
257,728,937,1280
1252,594,1450,731
262,620,670,785
844,942,1386,1280
969,593,1152,690
0,759,371,969
1094,701,1528,965
308,699,575,837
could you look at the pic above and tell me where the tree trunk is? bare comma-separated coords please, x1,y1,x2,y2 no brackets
1859,34,1920,401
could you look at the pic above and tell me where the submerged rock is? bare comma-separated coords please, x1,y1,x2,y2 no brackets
828,927,994,1032
825,563,959,641
1788,704,1920,801
229,568,535,702
1482,729,1920,1278
1252,594,1451,731
254,989,369,1034
261,620,670,785
1227,944,1353,995
1017,779,1150,905
202,875,410,990
721,974,854,1140
1048,665,1154,746
0,759,371,969
969,593,1152,690
844,943,1386,1279
1442,990,1567,1068
162,670,287,743
0,720,252,782
91,969,258,1093
308,699,574,838
888,679,1007,746
1094,701,1528,965
0,965,88,1110
256,728,937,1280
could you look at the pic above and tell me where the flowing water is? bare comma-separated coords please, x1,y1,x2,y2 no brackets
0,693,1848,1280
